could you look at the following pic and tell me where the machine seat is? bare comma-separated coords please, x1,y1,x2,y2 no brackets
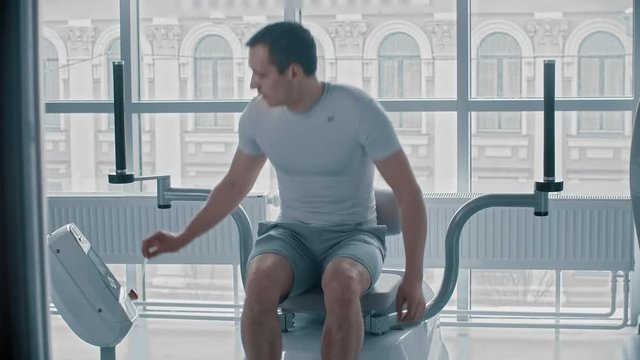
281,272,402,316
276,188,436,335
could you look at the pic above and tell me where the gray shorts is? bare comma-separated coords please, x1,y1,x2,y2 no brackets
248,221,387,300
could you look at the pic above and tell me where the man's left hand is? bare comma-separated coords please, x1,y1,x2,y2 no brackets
395,277,426,323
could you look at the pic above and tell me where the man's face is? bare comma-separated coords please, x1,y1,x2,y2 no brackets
248,44,292,107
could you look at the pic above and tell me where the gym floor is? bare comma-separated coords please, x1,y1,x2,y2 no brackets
50,316,640,360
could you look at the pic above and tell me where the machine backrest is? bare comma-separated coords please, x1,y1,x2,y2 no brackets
374,189,401,236
631,100,640,194
630,98,640,247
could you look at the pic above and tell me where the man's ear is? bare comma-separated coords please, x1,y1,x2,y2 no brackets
289,63,303,80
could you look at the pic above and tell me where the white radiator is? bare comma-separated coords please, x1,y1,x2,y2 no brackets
47,194,634,272
385,194,635,272
47,194,267,264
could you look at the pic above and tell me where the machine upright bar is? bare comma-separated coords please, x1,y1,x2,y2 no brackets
108,61,134,184
112,61,126,174
543,60,556,181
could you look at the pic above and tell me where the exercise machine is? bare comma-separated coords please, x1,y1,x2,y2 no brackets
102,60,563,359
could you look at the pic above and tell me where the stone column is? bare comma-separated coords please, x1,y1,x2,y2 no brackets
425,19,457,192
233,20,264,98
329,18,367,88
62,21,97,191
146,19,183,184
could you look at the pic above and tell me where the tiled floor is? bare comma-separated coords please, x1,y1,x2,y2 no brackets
50,316,640,360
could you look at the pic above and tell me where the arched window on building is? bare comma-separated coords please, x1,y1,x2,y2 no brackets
106,38,120,129
194,35,234,130
476,32,522,131
42,39,60,129
577,31,625,134
378,32,421,131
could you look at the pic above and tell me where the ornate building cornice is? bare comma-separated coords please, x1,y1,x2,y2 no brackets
424,20,455,53
61,26,96,58
233,22,264,44
328,20,368,55
146,24,183,56
526,19,569,50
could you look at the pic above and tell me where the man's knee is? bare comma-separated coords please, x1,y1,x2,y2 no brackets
321,258,371,307
245,253,293,310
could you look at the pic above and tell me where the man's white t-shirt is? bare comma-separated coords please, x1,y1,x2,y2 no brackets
238,83,402,227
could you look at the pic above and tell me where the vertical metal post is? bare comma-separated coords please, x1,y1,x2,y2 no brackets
0,0,51,358
113,61,127,173
100,346,116,360
543,60,556,181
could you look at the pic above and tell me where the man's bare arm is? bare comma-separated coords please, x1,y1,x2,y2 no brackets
176,149,267,244
375,150,427,281
142,149,266,258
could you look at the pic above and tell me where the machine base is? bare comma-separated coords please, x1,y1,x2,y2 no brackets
278,317,448,360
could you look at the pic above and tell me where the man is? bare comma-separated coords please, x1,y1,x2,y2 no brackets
141,21,427,360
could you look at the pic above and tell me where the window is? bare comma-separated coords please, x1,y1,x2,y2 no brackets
194,35,234,130
40,2,638,348
476,32,522,131
378,32,422,131
42,39,60,129
577,32,625,134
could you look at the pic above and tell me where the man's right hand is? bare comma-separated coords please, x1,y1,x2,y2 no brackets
142,231,187,259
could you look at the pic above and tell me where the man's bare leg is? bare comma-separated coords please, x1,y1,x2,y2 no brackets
320,258,371,360
241,253,293,360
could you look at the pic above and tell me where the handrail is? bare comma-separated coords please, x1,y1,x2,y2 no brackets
132,176,255,288
366,190,550,334
367,61,564,334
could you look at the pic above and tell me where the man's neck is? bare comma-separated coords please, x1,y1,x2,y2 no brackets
286,79,324,113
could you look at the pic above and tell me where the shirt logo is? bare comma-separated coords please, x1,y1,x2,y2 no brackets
327,115,335,123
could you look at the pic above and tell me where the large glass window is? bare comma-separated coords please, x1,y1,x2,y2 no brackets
41,0,119,101
471,111,538,194
303,3,456,98
577,32,626,134
40,1,636,334
563,110,631,196
378,32,423,132
194,35,235,130
476,32,522,131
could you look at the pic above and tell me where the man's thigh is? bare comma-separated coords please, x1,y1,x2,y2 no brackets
248,222,321,299
320,230,385,293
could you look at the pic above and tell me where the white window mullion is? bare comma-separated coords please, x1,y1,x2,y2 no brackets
118,0,140,178
457,0,471,193
455,0,472,320
284,0,301,23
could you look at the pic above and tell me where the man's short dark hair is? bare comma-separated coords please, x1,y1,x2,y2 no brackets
246,21,317,76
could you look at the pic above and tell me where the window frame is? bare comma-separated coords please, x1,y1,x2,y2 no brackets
41,0,640,192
